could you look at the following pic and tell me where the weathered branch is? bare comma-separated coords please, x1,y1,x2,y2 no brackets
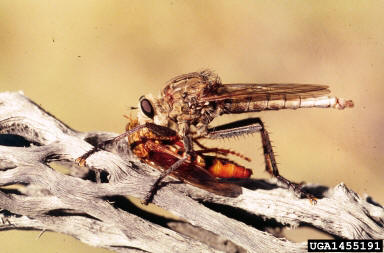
0,91,382,253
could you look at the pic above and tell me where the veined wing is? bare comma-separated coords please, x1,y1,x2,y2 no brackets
201,83,331,102
148,149,242,198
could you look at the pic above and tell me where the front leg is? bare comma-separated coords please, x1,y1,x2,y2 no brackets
76,122,190,205
143,157,187,205
143,122,194,204
76,122,177,166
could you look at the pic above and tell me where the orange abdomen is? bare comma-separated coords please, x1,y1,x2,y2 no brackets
208,159,252,179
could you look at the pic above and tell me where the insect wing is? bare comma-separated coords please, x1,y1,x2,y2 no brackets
174,161,243,197
148,148,242,198
201,83,331,102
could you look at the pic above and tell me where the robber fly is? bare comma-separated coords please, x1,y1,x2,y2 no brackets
125,117,252,203
77,69,353,204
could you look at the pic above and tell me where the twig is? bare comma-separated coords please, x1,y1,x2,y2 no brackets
0,91,382,253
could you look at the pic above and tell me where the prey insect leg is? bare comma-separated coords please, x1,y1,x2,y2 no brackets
193,139,251,162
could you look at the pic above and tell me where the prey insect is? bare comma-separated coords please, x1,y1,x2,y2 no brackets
77,69,353,204
124,117,252,204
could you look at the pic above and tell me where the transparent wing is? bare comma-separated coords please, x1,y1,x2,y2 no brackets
201,83,331,102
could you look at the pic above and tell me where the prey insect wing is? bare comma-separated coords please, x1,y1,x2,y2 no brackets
144,142,243,198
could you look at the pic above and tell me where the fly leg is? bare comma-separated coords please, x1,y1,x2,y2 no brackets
75,124,155,185
76,122,177,166
143,157,187,205
76,122,190,205
137,138,189,205
206,117,316,203
256,119,317,204
143,124,194,204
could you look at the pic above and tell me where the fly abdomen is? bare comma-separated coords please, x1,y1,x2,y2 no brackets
294,96,354,109
223,95,353,113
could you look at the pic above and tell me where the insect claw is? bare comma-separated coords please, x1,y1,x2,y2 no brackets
308,196,318,205
75,157,87,167
287,181,318,204
143,191,154,205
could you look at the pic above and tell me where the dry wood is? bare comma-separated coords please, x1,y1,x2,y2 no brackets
0,91,382,253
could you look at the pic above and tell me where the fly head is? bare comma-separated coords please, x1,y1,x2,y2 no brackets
137,94,171,128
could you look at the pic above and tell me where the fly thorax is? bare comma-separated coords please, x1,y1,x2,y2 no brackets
196,122,209,137
201,102,220,123
177,121,191,138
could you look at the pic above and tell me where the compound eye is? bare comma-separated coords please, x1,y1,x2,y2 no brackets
140,98,154,119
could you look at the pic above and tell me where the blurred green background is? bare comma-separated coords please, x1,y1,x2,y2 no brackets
1,0,383,252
